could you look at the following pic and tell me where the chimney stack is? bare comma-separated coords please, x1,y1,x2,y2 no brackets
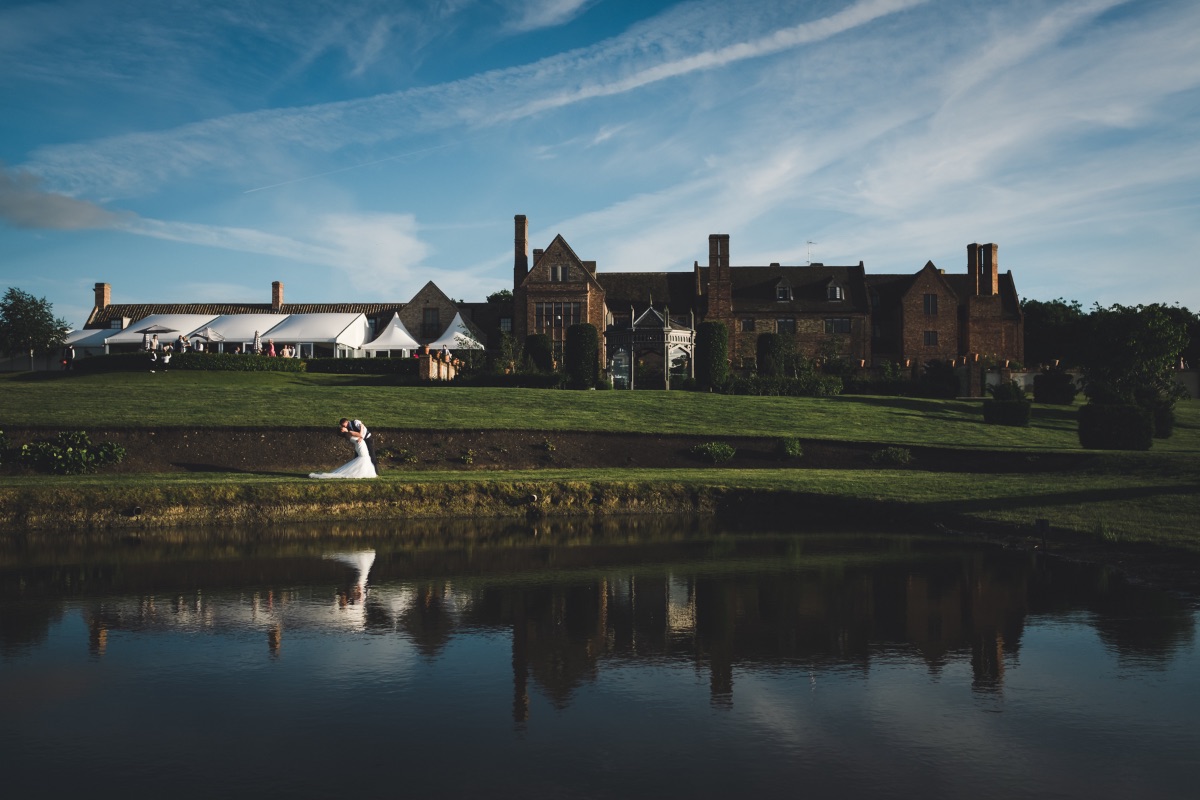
968,243,998,296
514,215,529,286
272,281,284,311
94,282,111,309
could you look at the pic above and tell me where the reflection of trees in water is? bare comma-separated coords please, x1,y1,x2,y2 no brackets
397,581,458,658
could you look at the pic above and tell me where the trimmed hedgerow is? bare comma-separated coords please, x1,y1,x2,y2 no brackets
73,352,306,373
721,375,842,397
1078,403,1153,451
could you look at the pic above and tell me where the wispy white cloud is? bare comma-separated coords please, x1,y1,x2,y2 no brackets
17,0,926,199
502,0,596,33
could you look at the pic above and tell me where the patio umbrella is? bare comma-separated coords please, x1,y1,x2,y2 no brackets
136,323,177,334
253,330,262,354
193,326,225,342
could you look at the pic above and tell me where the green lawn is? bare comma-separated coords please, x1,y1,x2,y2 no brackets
5,371,1197,453
2,371,1198,554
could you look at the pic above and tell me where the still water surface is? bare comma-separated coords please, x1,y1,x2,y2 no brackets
2,518,1198,798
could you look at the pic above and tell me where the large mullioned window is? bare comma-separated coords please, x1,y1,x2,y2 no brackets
535,302,581,341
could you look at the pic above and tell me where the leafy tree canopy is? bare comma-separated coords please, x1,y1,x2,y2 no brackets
0,287,69,367
1079,303,1189,405
487,289,513,303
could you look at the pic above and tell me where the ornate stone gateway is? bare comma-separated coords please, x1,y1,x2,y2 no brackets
604,307,695,390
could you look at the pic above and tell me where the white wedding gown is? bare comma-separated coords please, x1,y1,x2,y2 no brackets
310,438,377,479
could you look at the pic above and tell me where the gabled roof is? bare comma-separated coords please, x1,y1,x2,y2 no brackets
86,303,402,330
597,272,697,311
364,313,420,350
702,263,871,314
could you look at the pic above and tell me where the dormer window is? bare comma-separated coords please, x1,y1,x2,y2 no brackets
776,285,792,301
827,284,845,301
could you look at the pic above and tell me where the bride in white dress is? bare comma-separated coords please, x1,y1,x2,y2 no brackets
310,436,377,479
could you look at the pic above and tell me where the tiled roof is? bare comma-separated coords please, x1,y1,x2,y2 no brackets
87,303,405,329
718,264,871,314
596,272,698,311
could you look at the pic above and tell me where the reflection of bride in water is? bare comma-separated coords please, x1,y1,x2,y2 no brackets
310,434,377,479
325,550,376,615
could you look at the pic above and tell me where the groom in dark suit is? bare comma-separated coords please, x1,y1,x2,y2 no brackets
339,418,377,468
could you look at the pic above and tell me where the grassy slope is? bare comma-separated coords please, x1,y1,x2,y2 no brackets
2,372,1198,550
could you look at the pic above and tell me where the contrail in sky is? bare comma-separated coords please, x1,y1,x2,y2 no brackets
243,143,456,193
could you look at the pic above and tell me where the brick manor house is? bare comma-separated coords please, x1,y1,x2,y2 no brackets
510,215,1023,385
80,213,1022,387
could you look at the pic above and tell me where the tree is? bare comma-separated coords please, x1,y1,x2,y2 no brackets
1079,303,1188,406
487,289,513,304
563,323,599,389
1021,298,1085,368
695,321,728,391
0,287,69,370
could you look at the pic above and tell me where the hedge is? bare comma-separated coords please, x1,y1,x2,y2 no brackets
73,352,306,373
305,358,419,375
1033,369,1078,405
721,374,843,397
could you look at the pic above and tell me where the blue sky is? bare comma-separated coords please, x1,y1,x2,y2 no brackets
2,0,1198,330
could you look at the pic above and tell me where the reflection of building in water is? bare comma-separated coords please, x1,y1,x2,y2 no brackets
18,543,1193,726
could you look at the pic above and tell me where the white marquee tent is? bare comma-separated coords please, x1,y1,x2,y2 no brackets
363,313,420,355
428,312,484,351
100,314,220,349
259,313,371,357
185,314,292,353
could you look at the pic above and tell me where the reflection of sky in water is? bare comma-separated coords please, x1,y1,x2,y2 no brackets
1,535,1198,798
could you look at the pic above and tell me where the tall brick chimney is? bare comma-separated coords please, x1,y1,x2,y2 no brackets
272,281,284,311
94,282,111,309
968,243,999,296
706,234,733,319
514,214,529,287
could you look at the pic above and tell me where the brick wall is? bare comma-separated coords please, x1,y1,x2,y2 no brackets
900,269,958,362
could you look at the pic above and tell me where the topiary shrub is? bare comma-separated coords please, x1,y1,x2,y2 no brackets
563,323,599,389
524,333,554,373
1078,403,1153,450
695,321,729,391
775,438,803,460
871,446,913,466
1033,368,1078,405
690,441,736,464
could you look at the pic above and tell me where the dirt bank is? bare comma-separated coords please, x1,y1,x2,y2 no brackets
1,426,1103,475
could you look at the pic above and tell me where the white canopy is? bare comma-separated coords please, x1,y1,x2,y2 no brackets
428,313,484,350
261,313,370,348
102,314,220,345
186,314,290,344
364,313,419,351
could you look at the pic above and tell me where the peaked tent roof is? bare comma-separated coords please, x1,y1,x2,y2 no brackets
184,314,292,342
102,314,220,345
428,312,484,349
364,313,420,350
261,313,371,347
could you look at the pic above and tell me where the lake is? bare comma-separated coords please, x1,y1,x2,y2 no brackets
2,517,1197,798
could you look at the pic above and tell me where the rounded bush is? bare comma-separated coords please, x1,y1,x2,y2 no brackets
1033,369,1078,405
690,441,736,464
1078,403,1153,450
563,323,599,389
524,334,554,373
